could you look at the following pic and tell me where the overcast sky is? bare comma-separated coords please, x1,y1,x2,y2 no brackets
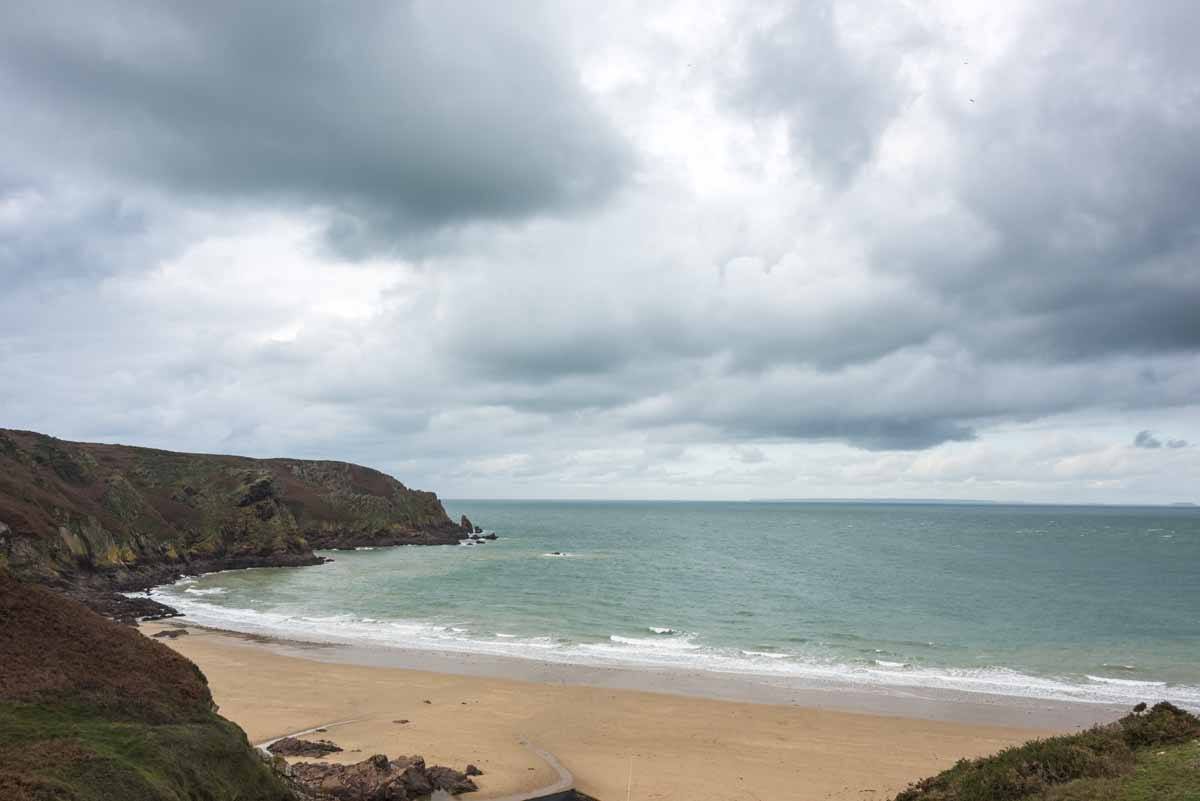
2,0,1198,503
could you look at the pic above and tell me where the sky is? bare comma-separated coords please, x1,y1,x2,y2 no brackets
1,0,1198,504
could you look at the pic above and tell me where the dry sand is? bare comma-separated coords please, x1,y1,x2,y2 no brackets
144,621,1052,801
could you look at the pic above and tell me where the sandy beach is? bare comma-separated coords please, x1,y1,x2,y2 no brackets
141,621,1069,801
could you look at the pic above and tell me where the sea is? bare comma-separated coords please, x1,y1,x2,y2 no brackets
149,501,1200,710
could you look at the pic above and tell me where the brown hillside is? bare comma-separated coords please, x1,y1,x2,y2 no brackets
0,572,294,800
0,429,465,591
0,572,212,723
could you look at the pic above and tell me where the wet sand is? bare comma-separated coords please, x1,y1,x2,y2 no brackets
141,621,1084,800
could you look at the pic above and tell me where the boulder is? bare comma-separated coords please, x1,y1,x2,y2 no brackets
427,764,479,794
67,590,181,626
237,474,276,507
267,736,343,757
151,628,189,639
291,753,478,800
460,515,474,532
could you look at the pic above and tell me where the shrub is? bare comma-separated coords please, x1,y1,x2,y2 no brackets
894,703,1200,801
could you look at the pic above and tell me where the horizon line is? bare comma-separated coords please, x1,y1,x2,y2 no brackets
442,497,1199,508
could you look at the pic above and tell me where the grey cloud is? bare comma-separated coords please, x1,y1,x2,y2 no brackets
0,179,172,287
717,0,1200,372
0,1,629,256
890,1,1200,363
734,446,767,464
1135,430,1190,449
731,416,977,452
1135,430,1164,449
729,2,925,184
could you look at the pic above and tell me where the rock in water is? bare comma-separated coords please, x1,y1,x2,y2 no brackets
67,590,182,625
460,515,474,532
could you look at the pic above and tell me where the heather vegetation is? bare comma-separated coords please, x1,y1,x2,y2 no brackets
894,702,1200,801
0,572,293,801
0,429,462,592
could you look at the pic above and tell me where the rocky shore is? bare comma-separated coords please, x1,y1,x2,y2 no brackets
287,753,479,800
268,737,344,758
0,429,481,621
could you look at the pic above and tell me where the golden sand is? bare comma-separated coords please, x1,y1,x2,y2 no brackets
143,621,1048,801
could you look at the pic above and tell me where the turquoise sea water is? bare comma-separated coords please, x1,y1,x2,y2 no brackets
151,501,1200,708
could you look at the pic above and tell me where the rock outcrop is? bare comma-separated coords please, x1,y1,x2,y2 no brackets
0,429,467,598
268,737,343,758
291,753,477,800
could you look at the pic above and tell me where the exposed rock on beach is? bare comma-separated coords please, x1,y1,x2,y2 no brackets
290,753,478,800
268,737,343,758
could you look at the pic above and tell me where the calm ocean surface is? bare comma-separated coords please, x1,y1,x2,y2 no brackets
152,501,1200,708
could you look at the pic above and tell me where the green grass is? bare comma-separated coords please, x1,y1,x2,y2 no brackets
894,702,1200,801
0,702,293,801
1040,739,1200,801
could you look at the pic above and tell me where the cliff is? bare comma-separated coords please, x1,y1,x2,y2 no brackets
0,429,466,594
0,571,295,801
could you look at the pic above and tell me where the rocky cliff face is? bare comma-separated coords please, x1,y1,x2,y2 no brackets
0,429,465,593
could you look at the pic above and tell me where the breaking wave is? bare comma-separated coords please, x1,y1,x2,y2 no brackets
150,581,1200,710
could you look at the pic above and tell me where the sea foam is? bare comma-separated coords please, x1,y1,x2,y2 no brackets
148,580,1200,711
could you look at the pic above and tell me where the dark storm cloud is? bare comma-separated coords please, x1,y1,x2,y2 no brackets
0,0,629,256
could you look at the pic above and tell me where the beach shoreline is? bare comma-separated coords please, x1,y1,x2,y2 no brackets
140,620,1125,801
145,618,1131,730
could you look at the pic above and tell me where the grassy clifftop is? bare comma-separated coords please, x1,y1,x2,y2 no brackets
0,429,463,591
894,702,1200,801
0,571,294,801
